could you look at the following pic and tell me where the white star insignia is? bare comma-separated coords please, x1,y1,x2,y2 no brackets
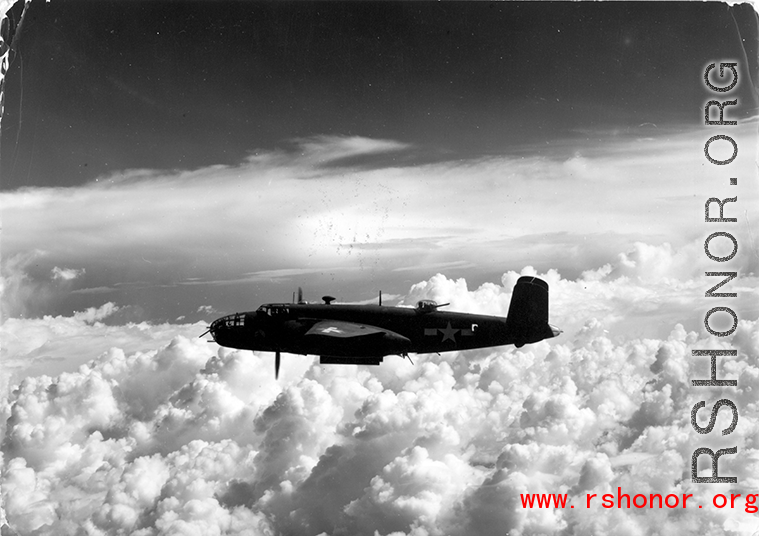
439,322,459,343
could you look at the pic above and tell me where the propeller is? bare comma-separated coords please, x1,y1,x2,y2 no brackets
275,351,281,379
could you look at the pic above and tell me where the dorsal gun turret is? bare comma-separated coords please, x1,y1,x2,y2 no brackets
415,299,449,313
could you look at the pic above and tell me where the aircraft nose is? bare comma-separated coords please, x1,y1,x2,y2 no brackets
208,313,247,346
208,318,222,341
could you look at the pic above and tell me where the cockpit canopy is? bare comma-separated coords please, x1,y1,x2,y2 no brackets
215,313,246,328
257,304,290,317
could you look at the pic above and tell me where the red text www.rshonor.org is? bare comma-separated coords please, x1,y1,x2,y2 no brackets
520,489,758,513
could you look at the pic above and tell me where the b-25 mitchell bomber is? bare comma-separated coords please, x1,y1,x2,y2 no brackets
204,276,561,378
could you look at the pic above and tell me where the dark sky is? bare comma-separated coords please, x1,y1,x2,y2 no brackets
3,1,757,191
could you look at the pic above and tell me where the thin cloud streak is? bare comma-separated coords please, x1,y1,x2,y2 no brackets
177,267,356,287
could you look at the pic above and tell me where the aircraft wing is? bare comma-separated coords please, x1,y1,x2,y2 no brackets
305,320,397,339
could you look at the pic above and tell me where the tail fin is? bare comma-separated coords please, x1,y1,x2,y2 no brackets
506,276,559,346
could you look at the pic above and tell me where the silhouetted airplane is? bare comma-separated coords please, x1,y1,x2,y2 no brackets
204,276,561,378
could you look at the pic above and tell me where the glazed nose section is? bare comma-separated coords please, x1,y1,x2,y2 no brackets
208,317,224,342
209,313,246,344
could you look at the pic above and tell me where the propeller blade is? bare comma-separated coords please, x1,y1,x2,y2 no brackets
275,351,281,379
297,287,304,304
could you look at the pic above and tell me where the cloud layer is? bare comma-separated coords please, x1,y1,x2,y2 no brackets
2,242,758,535
3,126,757,321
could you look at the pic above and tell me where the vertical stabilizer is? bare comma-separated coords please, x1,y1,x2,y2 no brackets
506,276,558,346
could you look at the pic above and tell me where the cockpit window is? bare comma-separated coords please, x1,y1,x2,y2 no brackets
256,305,289,316
219,313,245,327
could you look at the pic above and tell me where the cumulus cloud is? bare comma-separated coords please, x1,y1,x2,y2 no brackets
73,302,119,323
1,251,53,320
2,243,758,535
0,305,206,394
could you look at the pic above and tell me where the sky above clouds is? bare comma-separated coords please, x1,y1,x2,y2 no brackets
1,2,759,535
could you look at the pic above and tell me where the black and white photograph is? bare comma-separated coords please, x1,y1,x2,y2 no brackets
1,2,758,534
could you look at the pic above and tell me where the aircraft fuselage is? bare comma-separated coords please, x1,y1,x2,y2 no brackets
208,276,561,369
213,304,515,357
